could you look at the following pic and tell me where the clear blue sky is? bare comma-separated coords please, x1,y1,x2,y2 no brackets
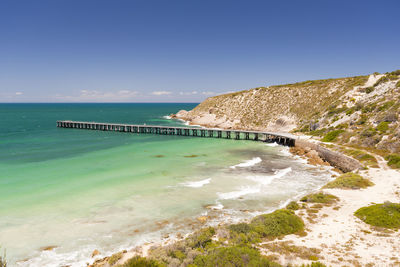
1,0,399,102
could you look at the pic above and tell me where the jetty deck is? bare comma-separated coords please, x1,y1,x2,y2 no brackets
57,120,296,146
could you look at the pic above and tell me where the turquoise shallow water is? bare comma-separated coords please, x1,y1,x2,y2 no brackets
0,104,333,266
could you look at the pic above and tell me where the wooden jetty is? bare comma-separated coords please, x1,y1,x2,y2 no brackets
56,120,296,146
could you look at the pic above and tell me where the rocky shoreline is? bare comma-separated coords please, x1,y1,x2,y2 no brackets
172,110,362,173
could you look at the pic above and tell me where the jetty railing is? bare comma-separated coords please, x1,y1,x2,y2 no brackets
56,120,296,146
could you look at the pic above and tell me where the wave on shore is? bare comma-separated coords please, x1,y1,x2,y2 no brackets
265,142,279,147
180,178,211,188
230,157,262,169
218,167,293,200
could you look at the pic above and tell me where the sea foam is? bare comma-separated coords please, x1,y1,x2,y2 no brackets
230,157,262,169
180,178,211,188
265,142,279,147
218,167,293,200
217,186,261,200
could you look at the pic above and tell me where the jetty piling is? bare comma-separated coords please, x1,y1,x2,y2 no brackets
56,120,296,147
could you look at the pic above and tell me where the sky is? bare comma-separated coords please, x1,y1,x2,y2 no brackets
0,0,399,103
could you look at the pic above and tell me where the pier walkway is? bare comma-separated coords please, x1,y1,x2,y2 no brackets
57,120,296,146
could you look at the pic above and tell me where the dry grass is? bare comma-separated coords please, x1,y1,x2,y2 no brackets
261,241,321,261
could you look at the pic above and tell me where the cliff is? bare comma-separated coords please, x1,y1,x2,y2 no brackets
175,70,400,155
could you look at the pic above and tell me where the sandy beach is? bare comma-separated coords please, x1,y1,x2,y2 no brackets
261,152,400,266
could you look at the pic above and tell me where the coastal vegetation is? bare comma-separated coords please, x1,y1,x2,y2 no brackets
261,242,321,262
286,201,301,210
0,248,5,267
300,193,338,204
323,173,374,189
249,209,304,238
192,245,280,267
385,154,400,169
321,129,344,142
120,256,164,267
143,209,305,266
109,252,124,265
355,202,400,229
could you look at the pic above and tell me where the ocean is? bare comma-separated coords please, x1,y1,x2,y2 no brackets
0,103,333,266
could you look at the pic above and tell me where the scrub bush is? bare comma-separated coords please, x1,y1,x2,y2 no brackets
385,154,400,169
355,202,400,229
193,245,281,267
300,193,338,204
324,173,374,189
377,121,390,133
121,256,165,267
187,227,215,249
321,130,344,142
250,209,304,238
286,201,300,210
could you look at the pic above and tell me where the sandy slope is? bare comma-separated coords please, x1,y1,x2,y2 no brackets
260,154,400,266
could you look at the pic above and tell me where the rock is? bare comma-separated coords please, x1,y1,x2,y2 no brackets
40,246,57,251
197,216,208,223
91,249,100,258
175,110,189,119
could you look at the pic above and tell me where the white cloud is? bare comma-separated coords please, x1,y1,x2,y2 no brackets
15,92,23,95
179,91,198,95
52,89,139,102
201,91,216,96
79,89,139,99
151,91,172,96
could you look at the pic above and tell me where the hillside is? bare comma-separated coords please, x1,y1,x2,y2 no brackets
175,70,400,158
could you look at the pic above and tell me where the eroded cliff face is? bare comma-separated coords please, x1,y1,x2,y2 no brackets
174,70,400,154
175,75,369,131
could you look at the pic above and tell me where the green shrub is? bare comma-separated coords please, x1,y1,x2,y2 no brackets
377,121,390,133
187,227,215,248
229,223,252,234
396,80,400,88
321,130,344,142
361,127,377,137
324,173,374,189
169,249,186,261
357,114,368,125
388,69,400,76
378,100,395,111
342,149,378,168
374,76,389,87
250,209,304,238
354,202,400,229
286,201,300,210
364,87,374,94
346,107,356,115
229,231,261,246
121,256,165,267
300,262,327,267
327,107,346,117
109,252,124,266
385,154,400,169
193,245,281,267
309,128,327,136
300,193,338,204
0,248,6,267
